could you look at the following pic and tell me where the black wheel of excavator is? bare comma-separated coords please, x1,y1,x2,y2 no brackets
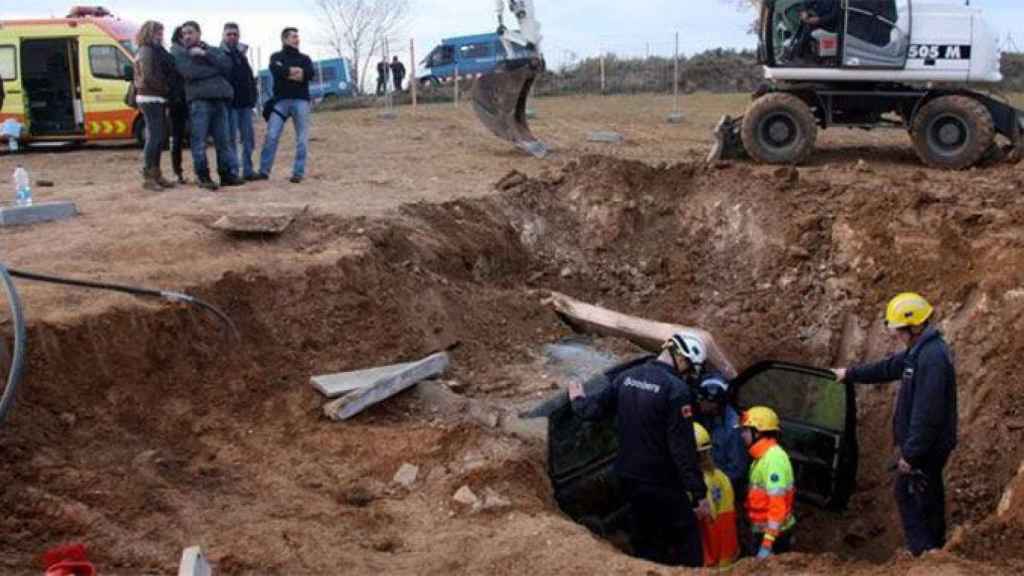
741,92,818,165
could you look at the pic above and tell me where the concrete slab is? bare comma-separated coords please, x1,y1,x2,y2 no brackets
178,546,212,576
311,361,417,398
211,214,295,236
587,131,624,144
323,352,450,421
0,201,78,227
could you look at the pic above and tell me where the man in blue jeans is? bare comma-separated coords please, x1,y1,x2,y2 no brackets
222,22,258,181
254,27,314,184
172,20,243,189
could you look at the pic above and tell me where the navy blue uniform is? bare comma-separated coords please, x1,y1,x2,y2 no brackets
847,327,957,555
572,356,706,567
807,0,839,31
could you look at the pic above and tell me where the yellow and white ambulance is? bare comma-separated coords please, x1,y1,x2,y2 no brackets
0,6,142,145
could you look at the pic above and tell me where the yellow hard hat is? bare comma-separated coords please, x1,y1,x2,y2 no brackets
741,406,780,433
694,422,712,452
885,292,934,329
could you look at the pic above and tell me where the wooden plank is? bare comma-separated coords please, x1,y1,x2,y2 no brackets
311,361,417,398
545,291,738,379
323,352,451,421
178,546,212,576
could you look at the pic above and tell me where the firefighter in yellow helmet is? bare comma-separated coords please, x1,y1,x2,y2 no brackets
739,406,795,559
833,293,957,556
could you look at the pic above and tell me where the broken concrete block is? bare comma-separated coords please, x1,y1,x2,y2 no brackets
312,361,419,399
323,352,450,421
393,463,419,488
666,112,685,124
178,546,212,576
453,485,480,509
0,201,78,227
210,214,295,236
587,131,624,144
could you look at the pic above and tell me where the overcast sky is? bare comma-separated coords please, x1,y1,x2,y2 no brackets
5,0,1023,72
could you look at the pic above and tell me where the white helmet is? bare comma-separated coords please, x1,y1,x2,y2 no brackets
665,333,707,369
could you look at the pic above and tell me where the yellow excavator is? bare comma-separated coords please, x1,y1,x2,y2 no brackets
471,0,548,158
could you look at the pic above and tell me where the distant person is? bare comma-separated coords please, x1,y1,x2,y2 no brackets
255,27,314,184
168,26,190,183
172,20,243,190
222,22,258,181
376,58,388,95
390,56,406,92
133,20,176,191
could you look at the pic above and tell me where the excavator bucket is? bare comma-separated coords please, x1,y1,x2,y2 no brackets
707,114,746,163
472,58,549,158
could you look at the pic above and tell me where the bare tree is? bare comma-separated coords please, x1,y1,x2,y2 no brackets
315,0,410,94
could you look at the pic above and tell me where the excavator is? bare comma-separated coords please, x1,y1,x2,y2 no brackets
709,0,1023,169
475,0,1022,170
471,0,548,158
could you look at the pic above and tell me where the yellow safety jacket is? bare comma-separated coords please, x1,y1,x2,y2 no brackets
746,438,796,551
699,467,739,568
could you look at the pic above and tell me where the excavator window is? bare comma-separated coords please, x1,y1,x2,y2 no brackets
846,0,898,48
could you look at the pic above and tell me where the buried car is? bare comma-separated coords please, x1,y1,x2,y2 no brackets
529,351,858,540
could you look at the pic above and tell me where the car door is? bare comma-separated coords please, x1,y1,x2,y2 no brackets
80,36,135,140
842,0,910,68
733,361,858,509
0,43,24,127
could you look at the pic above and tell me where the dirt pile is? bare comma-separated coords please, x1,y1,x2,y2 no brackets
2,155,1024,574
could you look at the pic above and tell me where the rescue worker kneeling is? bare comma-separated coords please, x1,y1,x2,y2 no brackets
740,406,796,558
694,422,739,568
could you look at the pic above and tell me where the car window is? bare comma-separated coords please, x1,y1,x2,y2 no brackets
549,404,618,479
0,45,16,81
847,0,898,47
321,67,338,82
736,364,846,433
89,45,131,80
459,43,491,59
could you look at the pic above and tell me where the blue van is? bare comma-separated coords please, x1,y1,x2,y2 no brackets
419,33,533,85
258,57,354,106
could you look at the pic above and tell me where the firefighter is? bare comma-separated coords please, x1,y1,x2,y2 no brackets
569,333,710,567
834,292,957,556
740,406,796,558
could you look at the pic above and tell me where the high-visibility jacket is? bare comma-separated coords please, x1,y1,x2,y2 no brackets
699,467,739,568
746,438,796,551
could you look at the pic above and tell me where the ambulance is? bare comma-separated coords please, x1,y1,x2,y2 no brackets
0,6,142,145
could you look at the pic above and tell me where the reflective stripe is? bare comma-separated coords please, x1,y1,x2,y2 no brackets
765,487,792,496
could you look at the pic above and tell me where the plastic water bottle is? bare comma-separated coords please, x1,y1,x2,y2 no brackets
13,165,32,207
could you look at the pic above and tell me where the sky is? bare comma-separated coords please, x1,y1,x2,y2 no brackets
4,0,1023,74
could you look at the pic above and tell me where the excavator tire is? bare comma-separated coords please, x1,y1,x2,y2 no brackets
911,95,995,170
740,92,818,165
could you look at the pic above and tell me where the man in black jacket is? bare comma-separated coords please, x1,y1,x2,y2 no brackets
569,333,711,567
834,293,957,556
172,20,243,189
376,59,388,96
255,27,314,184
222,23,258,180
390,56,406,92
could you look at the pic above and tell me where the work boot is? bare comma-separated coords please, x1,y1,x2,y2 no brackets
155,168,176,189
219,173,245,187
142,168,162,192
196,173,219,190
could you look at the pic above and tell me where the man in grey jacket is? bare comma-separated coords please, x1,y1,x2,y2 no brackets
172,20,242,189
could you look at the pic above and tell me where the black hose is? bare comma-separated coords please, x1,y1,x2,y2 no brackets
6,268,240,342
0,266,240,427
0,263,27,425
